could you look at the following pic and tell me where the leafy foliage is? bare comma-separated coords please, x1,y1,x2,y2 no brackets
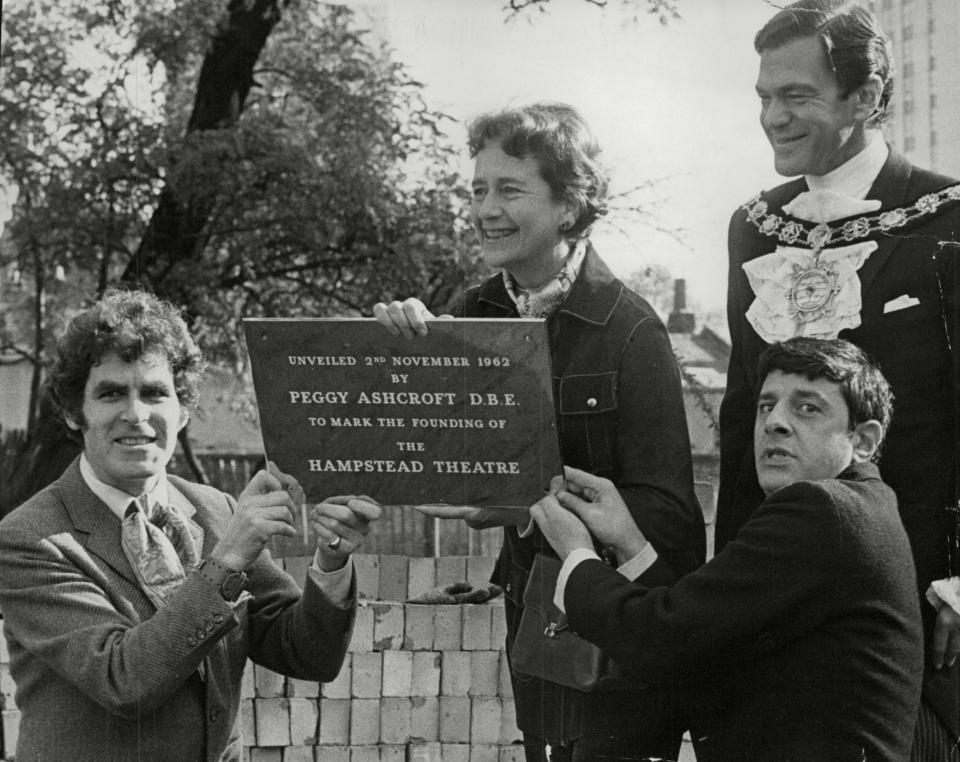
0,0,680,508
1,0,169,340
0,0,482,506
151,4,481,363
506,0,681,25
0,0,480,403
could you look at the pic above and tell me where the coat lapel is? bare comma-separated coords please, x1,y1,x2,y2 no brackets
557,244,622,326
60,460,211,586
476,271,516,315
167,482,208,561
857,149,914,289
58,460,140,587
168,475,230,560
474,243,622,325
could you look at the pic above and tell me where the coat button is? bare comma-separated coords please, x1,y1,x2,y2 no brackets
196,628,205,639
213,614,224,623
186,636,197,647
586,397,597,408
209,709,221,724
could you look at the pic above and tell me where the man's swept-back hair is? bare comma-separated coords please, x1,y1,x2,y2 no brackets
758,337,893,457
755,0,894,125
466,102,609,240
49,288,205,428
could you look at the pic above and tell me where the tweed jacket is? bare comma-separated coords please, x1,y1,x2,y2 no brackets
717,149,960,733
455,245,704,746
566,462,923,761
0,459,354,762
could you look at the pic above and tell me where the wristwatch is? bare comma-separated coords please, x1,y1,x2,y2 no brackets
197,557,248,602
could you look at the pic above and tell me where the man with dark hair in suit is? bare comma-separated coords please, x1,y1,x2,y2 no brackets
532,337,923,761
0,289,379,761
715,1,960,756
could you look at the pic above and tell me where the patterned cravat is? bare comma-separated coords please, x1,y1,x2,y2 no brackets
121,494,199,609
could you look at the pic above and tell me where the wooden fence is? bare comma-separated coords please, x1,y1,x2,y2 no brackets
168,451,720,561
167,452,503,559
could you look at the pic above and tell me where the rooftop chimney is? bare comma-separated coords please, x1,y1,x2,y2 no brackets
667,279,696,334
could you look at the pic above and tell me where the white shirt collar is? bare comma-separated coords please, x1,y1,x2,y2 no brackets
79,454,169,520
806,131,888,199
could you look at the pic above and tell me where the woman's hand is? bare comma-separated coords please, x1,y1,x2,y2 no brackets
373,298,439,339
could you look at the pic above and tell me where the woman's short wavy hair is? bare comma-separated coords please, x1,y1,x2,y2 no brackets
49,288,205,430
467,102,609,240
755,0,894,126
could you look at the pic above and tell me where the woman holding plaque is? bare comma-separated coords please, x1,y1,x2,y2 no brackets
375,102,703,762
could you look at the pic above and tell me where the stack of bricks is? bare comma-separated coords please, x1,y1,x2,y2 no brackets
1,628,16,760
0,554,524,761
239,553,523,761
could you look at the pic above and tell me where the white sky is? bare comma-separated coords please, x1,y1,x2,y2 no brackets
2,0,786,321
366,0,788,318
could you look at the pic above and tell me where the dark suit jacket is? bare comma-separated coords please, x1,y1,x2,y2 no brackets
566,462,923,762
0,459,354,762
717,148,960,732
456,246,704,746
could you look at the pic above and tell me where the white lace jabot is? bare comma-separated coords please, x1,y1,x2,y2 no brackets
743,192,881,343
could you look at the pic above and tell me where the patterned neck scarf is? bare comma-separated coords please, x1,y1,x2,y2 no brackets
121,494,199,610
502,240,587,318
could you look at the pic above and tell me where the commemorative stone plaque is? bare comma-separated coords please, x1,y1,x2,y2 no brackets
243,318,562,507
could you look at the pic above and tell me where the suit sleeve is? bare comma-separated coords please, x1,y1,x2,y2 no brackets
716,210,766,552
616,315,704,577
194,487,354,682
564,482,844,683
242,548,354,682
0,490,354,718
0,522,241,717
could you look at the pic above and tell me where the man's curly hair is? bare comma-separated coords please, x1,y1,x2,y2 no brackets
49,289,205,431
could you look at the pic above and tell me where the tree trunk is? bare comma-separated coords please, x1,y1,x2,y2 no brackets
17,0,287,501
26,243,44,438
122,0,284,291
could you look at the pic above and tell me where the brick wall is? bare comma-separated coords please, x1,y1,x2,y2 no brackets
0,554,524,761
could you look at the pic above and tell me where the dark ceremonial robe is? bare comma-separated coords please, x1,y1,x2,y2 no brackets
567,462,923,762
718,148,960,735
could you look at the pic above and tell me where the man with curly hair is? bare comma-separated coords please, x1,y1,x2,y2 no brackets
0,289,378,761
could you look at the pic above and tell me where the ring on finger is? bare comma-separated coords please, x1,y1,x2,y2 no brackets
327,535,342,550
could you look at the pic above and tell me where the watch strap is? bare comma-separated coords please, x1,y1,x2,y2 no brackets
198,557,247,601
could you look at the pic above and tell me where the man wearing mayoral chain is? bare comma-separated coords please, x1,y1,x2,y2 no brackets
716,1,960,757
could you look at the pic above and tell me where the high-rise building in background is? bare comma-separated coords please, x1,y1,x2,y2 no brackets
871,0,960,177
